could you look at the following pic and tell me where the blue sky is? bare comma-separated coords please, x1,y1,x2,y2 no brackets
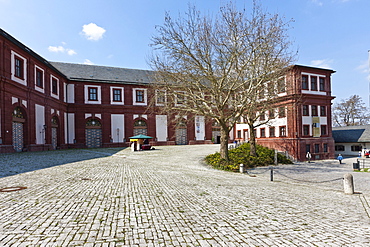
0,0,369,105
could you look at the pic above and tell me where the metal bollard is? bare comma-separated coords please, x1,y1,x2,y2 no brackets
270,167,273,181
239,164,244,174
343,173,354,194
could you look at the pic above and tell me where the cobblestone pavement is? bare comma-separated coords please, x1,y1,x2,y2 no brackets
0,145,369,246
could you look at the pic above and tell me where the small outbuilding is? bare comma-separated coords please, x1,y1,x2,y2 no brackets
332,125,370,156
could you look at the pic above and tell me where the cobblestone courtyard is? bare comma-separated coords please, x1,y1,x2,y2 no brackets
0,145,369,246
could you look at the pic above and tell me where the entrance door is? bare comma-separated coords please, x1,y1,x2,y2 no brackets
51,127,57,150
175,128,187,145
12,122,24,152
85,129,102,148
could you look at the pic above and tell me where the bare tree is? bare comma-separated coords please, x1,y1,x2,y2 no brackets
149,1,295,161
332,95,370,127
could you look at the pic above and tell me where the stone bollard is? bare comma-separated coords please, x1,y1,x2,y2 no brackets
239,164,244,173
343,173,354,194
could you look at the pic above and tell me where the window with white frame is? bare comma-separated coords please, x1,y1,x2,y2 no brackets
50,75,59,98
133,88,147,105
84,85,101,104
110,87,124,105
156,90,166,106
11,51,27,85
35,65,44,93
175,93,186,106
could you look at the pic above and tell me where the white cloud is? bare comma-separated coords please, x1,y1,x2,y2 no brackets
48,46,65,53
81,23,106,41
48,45,77,56
67,49,77,56
310,59,334,69
84,59,94,65
311,0,323,6
356,60,370,73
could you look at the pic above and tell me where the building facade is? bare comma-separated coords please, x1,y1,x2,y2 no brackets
235,65,336,161
1,28,336,161
332,125,370,157
0,29,212,153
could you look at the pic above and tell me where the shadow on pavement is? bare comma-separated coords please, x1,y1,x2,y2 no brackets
0,147,127,178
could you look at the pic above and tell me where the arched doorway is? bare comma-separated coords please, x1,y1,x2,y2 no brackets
175,119,188,145
12,106,25,152
51,116,59,150
133,119,147,136
85,119,102,148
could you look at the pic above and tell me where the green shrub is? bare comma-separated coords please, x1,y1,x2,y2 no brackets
205,143,292,172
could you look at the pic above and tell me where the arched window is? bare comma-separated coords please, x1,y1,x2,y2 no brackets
133,119,147,135
86,119,102,128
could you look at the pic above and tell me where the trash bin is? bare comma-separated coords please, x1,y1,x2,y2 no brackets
353,162,360,170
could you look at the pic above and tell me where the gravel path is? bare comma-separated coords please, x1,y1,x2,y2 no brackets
0,145,369,246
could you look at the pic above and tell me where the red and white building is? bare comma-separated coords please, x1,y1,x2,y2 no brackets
0,28,336,161
235,65,336,161
0,28,212,153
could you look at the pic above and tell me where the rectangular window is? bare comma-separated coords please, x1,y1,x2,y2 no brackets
277,78,286,93
88,87,98,101
351,145,362,152
258,84,265,99
267,82,274,96
319,77,325,91
310,76,317,91
269,109,275,119
321,125,327,136
320,106,326,116
113,89,122,102
311,105,318,116
36,69,43,88
156,90,166,104
306,144,311,153
237,130,241,139
269,127,275,137
260,128,266,137
279,126,286,137
52,78,58,95
303,125,310,136
259,111,265,121
323,143,328,153
278,107,286,118
335,145,345,151
136,90,144,102
314,144,320,153
15,57,24,79
302,105,309,116
302,75,309,90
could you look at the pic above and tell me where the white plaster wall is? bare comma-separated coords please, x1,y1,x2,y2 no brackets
335,142,363,156
64,113,75,144
111,114,125,143
35,104,45,144
236,117,288,138
195,116,205,140
65,83,75,103
156,115,167,141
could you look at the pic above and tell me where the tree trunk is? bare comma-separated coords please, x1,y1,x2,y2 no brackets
220,127,230,162
248,123,257,157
